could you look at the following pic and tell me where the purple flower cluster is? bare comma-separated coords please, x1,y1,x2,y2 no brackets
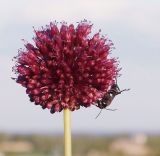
13,20,118,113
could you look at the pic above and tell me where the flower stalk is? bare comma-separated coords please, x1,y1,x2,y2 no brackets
64,108,72,156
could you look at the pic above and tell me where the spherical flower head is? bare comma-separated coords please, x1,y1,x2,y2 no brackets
13,20,119,114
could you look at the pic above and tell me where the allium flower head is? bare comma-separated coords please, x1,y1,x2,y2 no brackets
13,20,119,114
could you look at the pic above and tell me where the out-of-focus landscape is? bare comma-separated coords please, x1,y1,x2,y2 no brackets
0,133,160,156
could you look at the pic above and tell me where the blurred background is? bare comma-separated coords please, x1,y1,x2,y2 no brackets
0,0,160,155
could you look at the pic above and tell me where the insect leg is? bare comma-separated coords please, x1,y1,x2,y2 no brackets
105,108,117,111
95,109,102,119
119,88,130,93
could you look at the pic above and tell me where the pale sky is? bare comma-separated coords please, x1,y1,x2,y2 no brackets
0,0,160,134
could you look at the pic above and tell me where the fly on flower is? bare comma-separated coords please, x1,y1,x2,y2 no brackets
95,78,130,118
12,20,119,114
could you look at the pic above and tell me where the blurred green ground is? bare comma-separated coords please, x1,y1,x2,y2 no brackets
0,133,160,156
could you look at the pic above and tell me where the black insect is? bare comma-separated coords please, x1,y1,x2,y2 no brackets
95,79,130,118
